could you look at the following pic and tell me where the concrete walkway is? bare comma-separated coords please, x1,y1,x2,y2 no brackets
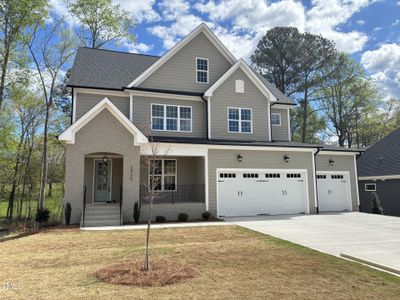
81,221,229,231
225,212,400,273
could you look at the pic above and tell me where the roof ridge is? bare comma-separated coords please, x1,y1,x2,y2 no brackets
365,125,400,152
79,47,160,58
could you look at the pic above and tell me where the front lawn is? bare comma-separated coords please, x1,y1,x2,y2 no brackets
0,226,399,299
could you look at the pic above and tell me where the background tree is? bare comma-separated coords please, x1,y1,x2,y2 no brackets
290,106,326,143
68,0,135,49
0,0,48,111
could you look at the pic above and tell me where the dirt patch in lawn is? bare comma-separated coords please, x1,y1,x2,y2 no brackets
96,260,196,287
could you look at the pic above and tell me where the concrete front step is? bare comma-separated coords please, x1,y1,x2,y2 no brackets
82,219,121,227
82,204,121,227
85,210,120,217
85,214,120,221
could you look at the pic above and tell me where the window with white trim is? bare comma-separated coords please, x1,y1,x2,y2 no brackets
151,104,192,132
271,113,281,126
196,58,208,83
228,107,252,133
365,183,376,192
149,159,177,191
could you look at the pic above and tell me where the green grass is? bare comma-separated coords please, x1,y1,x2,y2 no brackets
0,183,63,221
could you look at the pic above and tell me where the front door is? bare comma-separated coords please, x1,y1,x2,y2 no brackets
94,159,112,202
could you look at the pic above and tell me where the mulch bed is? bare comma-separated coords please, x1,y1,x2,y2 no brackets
95,260,197,287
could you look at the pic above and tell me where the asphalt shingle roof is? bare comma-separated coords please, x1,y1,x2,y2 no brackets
357,127,400,177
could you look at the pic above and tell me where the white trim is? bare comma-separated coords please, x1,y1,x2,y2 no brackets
271,104,294,109
204,59,277,101
311,151,318,208
267,103,272,141
227,107,253,134
93,159,113,203
195,57,209,84
271,113,281,126
127,23,236,88
316,170,353,211
364,183,376,192
130,90,203,101
215,168,310,217
72,89,77,123
204,153,209,211
287,108,291,142
58,97,148,145
353,155,360,205
318,151,360,156
359,174,400,181
151,103,193,133
148,159,177,192
129,93,133,122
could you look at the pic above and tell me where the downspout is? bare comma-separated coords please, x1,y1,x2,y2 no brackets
314,147,321,214
203,95,211,139
355,151,363,211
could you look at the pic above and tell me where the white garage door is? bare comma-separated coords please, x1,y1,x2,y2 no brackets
317,172,351,212
217,169,308,217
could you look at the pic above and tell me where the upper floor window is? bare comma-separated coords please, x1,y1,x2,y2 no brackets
151,104,192,132
271,113,281,126
196,57,209,84
228,107,252,133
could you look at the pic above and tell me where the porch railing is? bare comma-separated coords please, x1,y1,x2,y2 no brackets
82,185,86,227
140,184,205,204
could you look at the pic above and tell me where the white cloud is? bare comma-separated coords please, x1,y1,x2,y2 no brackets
124,41,153,54
392,19,400,26
158,0,190,21
357,19,365,25
361,43,400,99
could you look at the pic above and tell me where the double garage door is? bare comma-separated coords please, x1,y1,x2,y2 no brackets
217,169,352,217
217,169,308,217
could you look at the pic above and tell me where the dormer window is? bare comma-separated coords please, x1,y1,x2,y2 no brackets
196,57,208,84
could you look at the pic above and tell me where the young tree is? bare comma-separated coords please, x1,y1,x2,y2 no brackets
370,192,383,214
68,0,135,49
0,0,48,111
27,21,75,210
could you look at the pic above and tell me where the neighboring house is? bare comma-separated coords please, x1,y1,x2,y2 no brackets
358,127,400,216
59,23,361,226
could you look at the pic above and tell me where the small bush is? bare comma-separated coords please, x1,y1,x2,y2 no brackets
201,211,212,220
155,215,166,223
35,208,50,223
133,202,140,224
177,213,189,222
65,202,72,225
371,192,383,214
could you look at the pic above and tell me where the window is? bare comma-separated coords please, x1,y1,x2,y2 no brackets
149,159,176,191
228,107,252,133
196,58,208,83
271,113,281,126
243,173,259,178
317,175,327,179
287,173,301,178
266,173,280,178
219,173,236,178
331,175,344,179
365,183,376,192
151,104,192,132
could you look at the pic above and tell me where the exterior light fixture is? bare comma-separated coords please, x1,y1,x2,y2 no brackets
237,154,243,162
329,159,334,166
283,154,290,163
103,154,108,163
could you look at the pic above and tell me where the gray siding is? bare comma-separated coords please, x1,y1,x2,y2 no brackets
316,154,359,211
271,107,289,141
210,68,270,141
208,149,316,216
132,96,207,138
76,93,129,120
139,32,232,93
359,179,400,216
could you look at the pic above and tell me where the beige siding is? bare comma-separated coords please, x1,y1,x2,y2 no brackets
210,68,270,141
208,149,316,216
139,32,232,93
132,96,207,138
316,154,359,211
271,107,290,141
76,93,129,120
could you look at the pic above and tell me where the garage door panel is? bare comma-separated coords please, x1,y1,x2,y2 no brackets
317,172,350,212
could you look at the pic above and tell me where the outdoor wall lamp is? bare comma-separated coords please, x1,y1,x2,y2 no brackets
103,154,108,163
329,158,334,166
283,154,290,163
237,154,243,162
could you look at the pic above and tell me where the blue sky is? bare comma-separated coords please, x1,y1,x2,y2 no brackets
50,0,400,99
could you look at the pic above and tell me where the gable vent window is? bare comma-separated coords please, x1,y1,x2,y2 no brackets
287,173,301,178
196,58,208,84
235,80,244,93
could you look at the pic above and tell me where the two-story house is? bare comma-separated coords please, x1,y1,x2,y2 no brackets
59,23,361,226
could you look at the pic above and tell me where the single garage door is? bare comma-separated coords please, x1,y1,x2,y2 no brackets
317,172,351,212
217,169,308,217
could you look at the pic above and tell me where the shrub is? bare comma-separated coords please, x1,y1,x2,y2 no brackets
133,202,140,224
155,215,166,223
65,202,72,225
201,211,212,220
371,192,383,214
177,213,189,222
35,208,50,223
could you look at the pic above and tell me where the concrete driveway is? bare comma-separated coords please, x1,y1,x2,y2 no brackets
225,212,400,272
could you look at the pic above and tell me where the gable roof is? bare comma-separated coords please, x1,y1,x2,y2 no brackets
58,97,148,145
67,47,159,90
357,127,400,177
126,23,237,88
